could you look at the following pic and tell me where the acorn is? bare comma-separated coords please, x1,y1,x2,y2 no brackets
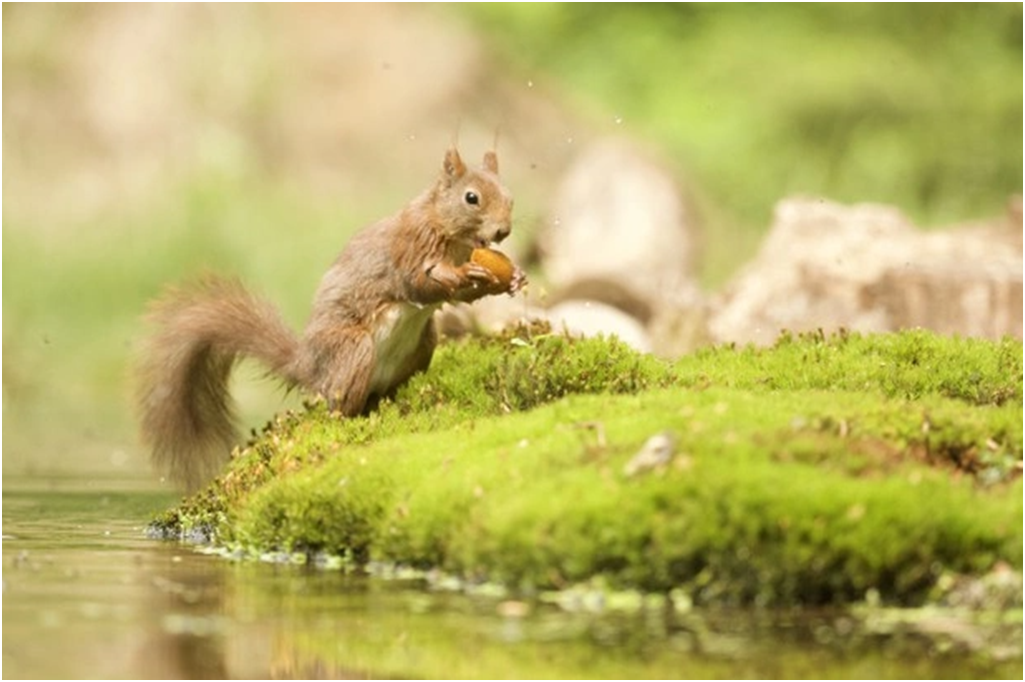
471,247,517,290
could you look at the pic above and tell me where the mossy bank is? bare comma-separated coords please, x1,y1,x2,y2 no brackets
152,327,1023,608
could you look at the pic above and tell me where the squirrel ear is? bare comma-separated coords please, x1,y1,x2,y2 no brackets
442,148,466,183
482,151,499,174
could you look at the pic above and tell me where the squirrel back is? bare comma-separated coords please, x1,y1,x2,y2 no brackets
136,148,521,491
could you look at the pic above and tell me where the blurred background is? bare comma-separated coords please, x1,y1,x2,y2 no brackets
3,4,1022,481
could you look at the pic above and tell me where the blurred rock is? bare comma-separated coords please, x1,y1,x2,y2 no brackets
535,138,707,356
868,259,1022,341
438,291,656,355
647,301,714,358
623,431,678,477
539,138,699,303
708,197,1024,345
436,295,545,339
546,277,656,324
545,300,652,353
444,194,1021,354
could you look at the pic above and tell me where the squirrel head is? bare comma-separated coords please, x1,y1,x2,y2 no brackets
431,147,513,249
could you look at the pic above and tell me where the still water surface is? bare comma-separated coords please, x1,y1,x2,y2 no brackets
2,485,1020,679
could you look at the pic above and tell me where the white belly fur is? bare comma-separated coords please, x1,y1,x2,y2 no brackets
369,302,437,396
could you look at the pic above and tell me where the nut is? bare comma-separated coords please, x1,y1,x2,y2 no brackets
471,247,516,289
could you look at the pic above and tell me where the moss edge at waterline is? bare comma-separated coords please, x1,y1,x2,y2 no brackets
151,327,1024,607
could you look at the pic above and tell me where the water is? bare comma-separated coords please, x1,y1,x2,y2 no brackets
2,485,1020,679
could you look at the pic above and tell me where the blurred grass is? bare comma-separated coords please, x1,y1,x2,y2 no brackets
2,172,382,477
2,4,1021,479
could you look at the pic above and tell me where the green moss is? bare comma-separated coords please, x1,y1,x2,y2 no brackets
395,325,675,414
154,329,1023,607
678,328,1022,405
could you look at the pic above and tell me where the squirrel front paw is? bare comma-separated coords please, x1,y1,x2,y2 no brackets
508,266,528,295
460,261,505,299
463,261,501,286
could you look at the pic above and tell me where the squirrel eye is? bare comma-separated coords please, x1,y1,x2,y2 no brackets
464,191,479,206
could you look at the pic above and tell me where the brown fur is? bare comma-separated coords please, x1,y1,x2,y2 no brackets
136,148,520,490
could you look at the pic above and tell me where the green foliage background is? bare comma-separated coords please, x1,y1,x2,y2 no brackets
464,4,1022,237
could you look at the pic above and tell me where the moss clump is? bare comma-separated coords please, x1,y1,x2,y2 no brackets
677,328,1022,406
153,325,672,541
153,328,1023,607
394,323,675,414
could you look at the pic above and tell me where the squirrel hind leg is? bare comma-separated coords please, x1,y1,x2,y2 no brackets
304,327,376,417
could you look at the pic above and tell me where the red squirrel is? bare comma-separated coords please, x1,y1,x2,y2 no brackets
136,148,525,490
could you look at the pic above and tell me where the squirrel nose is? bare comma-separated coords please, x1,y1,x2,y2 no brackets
493,224,511,243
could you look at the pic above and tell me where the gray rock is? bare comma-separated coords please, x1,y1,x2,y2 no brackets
545,300,652,353
539,138,699,307
624,431,678,477
708,197,1023,345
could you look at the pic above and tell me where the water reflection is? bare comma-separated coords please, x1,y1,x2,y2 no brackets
134,547,233,679
2,488,1020,679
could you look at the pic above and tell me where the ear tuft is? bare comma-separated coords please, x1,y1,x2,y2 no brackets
443,148,467,182
482,151,499,174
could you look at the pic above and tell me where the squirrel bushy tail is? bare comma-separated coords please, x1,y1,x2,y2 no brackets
136,276,301,491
